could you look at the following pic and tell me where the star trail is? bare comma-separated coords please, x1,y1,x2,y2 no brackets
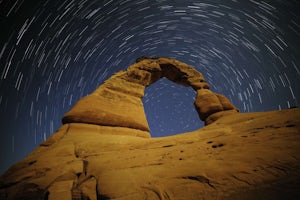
0,0,299,174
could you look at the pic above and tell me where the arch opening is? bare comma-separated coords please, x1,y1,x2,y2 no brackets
142,77,204,137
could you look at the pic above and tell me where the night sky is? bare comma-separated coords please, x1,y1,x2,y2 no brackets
0,0,299,174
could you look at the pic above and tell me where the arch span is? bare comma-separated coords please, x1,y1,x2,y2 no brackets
62,57,239,137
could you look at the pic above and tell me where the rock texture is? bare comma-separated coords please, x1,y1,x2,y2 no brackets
1,109,300,200
1,58,300,200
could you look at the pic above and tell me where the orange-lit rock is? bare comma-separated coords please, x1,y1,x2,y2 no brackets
62,57,238,132
1,108,300,199
1,58,299,200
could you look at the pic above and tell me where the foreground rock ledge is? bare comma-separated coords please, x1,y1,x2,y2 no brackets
0,58,299,200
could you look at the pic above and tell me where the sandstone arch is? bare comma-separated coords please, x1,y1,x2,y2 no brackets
3,57,299,200
62,57,239,137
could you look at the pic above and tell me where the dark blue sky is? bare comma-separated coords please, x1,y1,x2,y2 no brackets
0,0,299,174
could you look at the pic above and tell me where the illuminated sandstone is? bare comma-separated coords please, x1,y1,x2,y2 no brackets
1,58,299,200
62,57,239,135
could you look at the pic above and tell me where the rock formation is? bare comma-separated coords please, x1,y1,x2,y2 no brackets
0,57,300,200
62,57,239,135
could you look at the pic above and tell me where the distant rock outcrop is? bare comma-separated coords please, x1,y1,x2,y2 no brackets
1,58,299,200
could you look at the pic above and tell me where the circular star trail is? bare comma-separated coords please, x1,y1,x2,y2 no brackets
0,0,299,173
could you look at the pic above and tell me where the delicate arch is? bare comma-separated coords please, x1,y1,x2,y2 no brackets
62,57,239,137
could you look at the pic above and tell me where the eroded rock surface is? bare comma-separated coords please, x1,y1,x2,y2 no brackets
1,108,300,200
1,58,299,200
